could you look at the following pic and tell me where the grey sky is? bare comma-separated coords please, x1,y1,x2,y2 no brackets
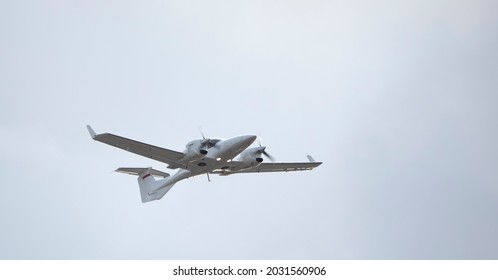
1,0,497,259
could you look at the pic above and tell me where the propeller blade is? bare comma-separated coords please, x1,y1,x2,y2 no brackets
257,138,275,162
262,150,275,162
198,126,215,148
198,125,206,140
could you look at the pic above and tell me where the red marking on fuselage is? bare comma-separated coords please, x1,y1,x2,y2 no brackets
142,174,151,180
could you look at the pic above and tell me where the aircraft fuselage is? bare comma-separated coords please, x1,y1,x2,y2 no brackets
187,135,257,177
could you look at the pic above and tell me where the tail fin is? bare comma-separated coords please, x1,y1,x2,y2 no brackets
135,168,175,203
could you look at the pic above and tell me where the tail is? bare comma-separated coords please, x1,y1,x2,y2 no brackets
137,169,175,203
116,167,190,203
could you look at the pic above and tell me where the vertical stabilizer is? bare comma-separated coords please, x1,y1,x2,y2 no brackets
136,168,189,203
137,168,159,202
137,168,175,203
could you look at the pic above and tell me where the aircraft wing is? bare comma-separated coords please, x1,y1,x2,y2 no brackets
211,161,322,176
87,125,185,166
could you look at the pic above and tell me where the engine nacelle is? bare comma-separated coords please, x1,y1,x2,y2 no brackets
232,147,264,171
179,139,209,163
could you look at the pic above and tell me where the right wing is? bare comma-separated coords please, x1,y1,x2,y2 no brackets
211,161,322,176
87,125,185,167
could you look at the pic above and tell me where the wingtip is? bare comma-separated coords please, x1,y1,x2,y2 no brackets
86,125,96,139
307,155,316,162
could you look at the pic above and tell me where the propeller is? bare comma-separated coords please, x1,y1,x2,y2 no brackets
197,126,211,154
198,125,207,140
257,137,275,162
262,148,275,162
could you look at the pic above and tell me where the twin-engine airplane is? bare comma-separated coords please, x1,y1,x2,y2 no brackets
87,125,322,203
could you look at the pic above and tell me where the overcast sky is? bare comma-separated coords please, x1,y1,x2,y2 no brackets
1,0,497,259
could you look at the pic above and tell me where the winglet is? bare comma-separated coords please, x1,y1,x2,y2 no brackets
307,155,316,162
86,125,96,139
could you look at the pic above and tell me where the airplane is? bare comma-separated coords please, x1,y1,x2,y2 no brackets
86,125,322,203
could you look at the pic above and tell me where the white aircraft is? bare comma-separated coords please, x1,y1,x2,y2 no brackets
87,125,322,203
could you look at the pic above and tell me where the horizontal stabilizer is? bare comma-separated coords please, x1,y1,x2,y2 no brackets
116,167,170,178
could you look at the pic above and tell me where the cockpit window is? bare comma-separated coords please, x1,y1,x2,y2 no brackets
208,139,222,148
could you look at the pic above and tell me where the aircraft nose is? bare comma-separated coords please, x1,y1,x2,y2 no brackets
242,135,257,145
225,135,257,150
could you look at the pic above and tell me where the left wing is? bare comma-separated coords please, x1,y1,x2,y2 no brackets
87,125,185,166
211,160,322,176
